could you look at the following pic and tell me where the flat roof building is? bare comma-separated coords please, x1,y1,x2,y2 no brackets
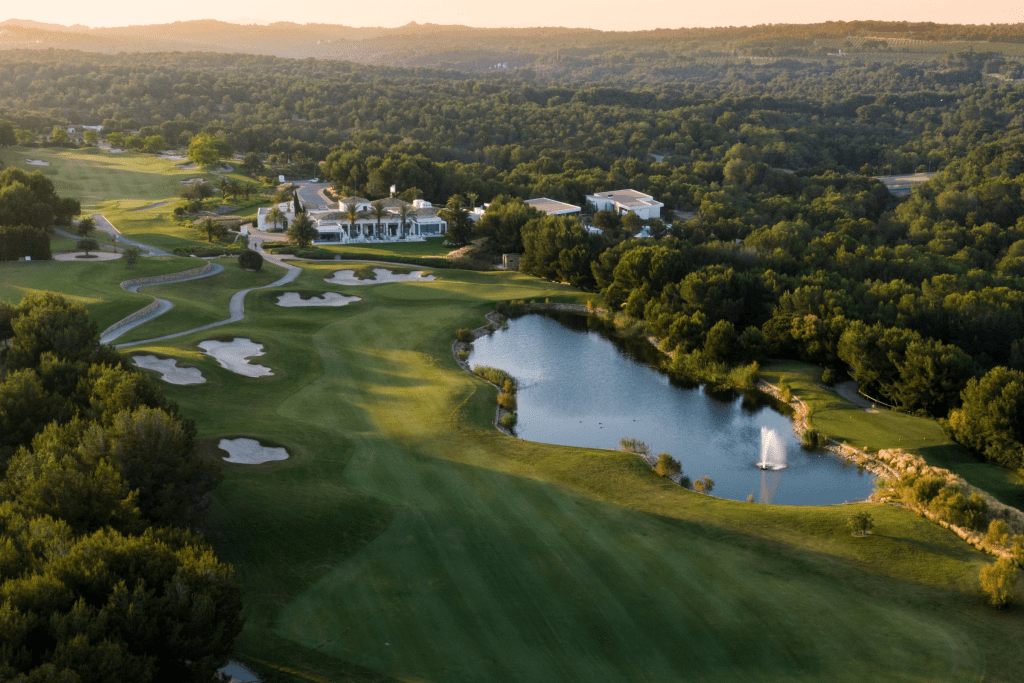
586,189,663,220
524,197,582,216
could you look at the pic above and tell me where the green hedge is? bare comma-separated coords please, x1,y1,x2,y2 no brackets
0,225,51,261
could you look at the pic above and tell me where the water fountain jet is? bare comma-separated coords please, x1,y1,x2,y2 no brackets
757,426,787,470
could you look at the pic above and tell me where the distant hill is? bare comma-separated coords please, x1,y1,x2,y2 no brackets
1,19,1024,70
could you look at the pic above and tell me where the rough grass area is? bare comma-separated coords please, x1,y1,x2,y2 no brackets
761,360,1024,511
117,270,1024,683
0,254,197,330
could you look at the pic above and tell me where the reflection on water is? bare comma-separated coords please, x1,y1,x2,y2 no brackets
468,313,876,506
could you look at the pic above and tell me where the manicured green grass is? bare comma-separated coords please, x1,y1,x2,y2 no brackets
321,236,454,258
0,146,212,208
0,254,198,330
761,360,1024,511
115,257,287,343
114,270,1023,683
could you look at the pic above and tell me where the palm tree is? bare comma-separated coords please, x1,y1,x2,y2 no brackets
266,207,285,231
397,203,412,240
466,192,479,211
241,183,253,201
217,176,231,198
370,200,388,240
288,213,318,248
200,217,219,242
345,201,363,240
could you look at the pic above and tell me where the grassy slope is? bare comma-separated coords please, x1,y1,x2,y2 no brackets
321,236,454,258
115,257,285,343
761,360,1024,511
0,254,198,330
120,265,1024,683
0,146,267,252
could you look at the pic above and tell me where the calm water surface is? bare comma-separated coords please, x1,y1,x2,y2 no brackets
469,314,876,505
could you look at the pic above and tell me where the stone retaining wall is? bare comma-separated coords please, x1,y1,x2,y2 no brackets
121,262,213,290
100,300,160,338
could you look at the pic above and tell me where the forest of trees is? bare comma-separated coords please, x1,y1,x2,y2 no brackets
0,294,242,681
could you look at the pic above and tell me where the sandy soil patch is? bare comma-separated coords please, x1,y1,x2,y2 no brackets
25,159,50,166
52,251,122,262
132,355,206,385
276,292,361,307
198,338,273,377
218,438,288,464
324,268,436,286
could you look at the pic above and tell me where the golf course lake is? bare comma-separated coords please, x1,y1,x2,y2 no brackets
469,313,876,505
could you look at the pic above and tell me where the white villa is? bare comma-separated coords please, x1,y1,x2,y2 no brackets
585,189,663,220
257,196,447,244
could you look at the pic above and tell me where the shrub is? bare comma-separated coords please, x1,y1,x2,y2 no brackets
801,428,829,450
693,476,715,494
680,475,692,489
821,367,840,385
778,379,792,402
76,237,99,255
654,452,681,477
456,328,475,343
500,413,517,430
980,558,1020,608
124,247,141,269
238,249,263,271
0,225,51,261
984,520,1011,549
619,437,650,456
497,392,517,412
848,511,874,536
474,366,516,391
456,350,469,361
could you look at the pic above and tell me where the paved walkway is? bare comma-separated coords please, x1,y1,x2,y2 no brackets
114,236,300,349
92,214,172,257
99,262,227,345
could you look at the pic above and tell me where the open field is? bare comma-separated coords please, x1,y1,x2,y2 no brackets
761,361,1024,511
0,253,198,330
0,146,270,253
100,262,1021,683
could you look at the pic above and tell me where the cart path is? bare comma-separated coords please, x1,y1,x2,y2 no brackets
113,235,300,348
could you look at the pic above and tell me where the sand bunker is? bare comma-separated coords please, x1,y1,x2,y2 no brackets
276,292,361,307
132,355,206,385
198,338,273,377
158,154,187,160
218,438,289,464
324,268,436,286
177,162,199,170
25,159,50,166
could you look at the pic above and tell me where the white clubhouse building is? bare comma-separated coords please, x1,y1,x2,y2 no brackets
257,196,447,244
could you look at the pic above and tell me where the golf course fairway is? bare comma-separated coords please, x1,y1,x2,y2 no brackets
109,260,1023,683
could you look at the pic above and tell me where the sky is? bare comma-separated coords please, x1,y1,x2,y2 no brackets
10,0,1024,32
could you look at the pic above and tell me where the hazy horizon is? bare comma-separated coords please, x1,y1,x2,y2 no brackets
7,0,1024,33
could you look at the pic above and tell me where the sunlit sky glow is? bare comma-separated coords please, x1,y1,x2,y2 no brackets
8,0,1024,32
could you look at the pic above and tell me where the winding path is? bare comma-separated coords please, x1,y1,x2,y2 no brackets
99,262,226,345
92,214,172,257
113,235,300,349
